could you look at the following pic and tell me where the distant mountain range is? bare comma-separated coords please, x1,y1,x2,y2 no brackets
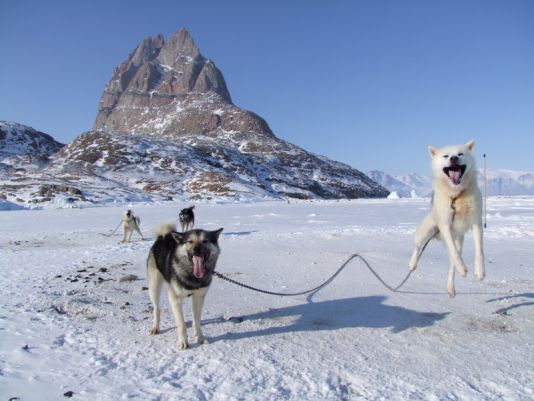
1,28,388,208
367,169,534,197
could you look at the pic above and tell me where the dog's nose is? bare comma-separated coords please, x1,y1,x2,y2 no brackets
450,155,459,164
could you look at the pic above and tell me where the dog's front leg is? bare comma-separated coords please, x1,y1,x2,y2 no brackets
439,224,467,277
472,223,485,281
192,288,208,345
168,289,188,350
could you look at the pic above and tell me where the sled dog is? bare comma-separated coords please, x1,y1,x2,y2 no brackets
179,206,195,232
147,224,223,350
122,210,144,243
408,140,485,297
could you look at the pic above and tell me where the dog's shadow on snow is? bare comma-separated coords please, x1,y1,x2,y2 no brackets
209,296,448,342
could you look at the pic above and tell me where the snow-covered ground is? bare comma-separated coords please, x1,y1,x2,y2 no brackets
1,198,533,400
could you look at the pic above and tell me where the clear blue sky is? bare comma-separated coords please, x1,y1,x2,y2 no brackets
1,0,533,175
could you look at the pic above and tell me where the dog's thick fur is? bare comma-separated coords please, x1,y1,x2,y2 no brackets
122,210,144,243
147,224,223,350
409,140,485,297
179,206,195,232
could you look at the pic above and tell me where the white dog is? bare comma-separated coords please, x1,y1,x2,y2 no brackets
409,140,485,297
122,210,144,243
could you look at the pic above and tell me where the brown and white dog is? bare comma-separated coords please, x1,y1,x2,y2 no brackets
409,140,485,297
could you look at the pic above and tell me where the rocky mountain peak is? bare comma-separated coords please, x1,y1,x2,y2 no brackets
93,28,239,135
1,29,390,207
159,28,201,64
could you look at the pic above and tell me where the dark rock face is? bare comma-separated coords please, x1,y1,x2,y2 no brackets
93,28,273,138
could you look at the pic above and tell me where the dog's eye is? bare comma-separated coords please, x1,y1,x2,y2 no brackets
443,154,448,158
187,240,194,244
458,153,464,156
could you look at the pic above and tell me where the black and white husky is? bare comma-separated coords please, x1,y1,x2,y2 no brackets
147,224,223,350
179,206,195,232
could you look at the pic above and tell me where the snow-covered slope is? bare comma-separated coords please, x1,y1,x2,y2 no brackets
0,120,64,170
1,199,533,400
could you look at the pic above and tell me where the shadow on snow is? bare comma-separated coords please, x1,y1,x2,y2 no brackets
208,295,449,341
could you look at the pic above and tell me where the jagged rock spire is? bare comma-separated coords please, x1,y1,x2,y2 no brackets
93,28,241,134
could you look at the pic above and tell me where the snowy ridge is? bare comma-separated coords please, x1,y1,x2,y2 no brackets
1,125,388,208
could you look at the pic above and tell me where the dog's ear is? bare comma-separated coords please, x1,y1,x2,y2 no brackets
209,228,223,241
171,232,185,244
190,205,195,210
428,145,437,157
466,140,476,151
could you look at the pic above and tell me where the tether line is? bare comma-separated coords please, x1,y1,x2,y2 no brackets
214,253,414,297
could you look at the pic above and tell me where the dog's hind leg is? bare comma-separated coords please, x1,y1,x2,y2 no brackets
409,215,438,271
168,288,188,350
447,235,464,298
192,287,209,345
148,262,164,335
135,225,144,241
439,224,467,277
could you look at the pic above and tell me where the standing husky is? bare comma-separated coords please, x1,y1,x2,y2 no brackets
122,210,144,243
147,224,223,350
408,140,485,297
179,206,195,232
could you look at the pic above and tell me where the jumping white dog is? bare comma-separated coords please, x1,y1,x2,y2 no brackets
409,140,485,297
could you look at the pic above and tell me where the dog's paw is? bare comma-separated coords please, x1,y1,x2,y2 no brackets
408,259,417,271
149,327,159,335
177,340,189,351
195,335,209,345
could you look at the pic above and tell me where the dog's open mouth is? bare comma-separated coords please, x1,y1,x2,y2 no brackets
443,165,466,186
189,253,210,279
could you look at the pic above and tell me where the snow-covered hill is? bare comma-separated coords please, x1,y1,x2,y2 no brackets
0,121,64,170
0,29,388,208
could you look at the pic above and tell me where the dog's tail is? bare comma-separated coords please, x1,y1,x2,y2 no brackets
154,223,176,238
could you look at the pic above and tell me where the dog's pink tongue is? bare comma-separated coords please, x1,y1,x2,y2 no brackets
192,256,205,279
449,170,461,185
